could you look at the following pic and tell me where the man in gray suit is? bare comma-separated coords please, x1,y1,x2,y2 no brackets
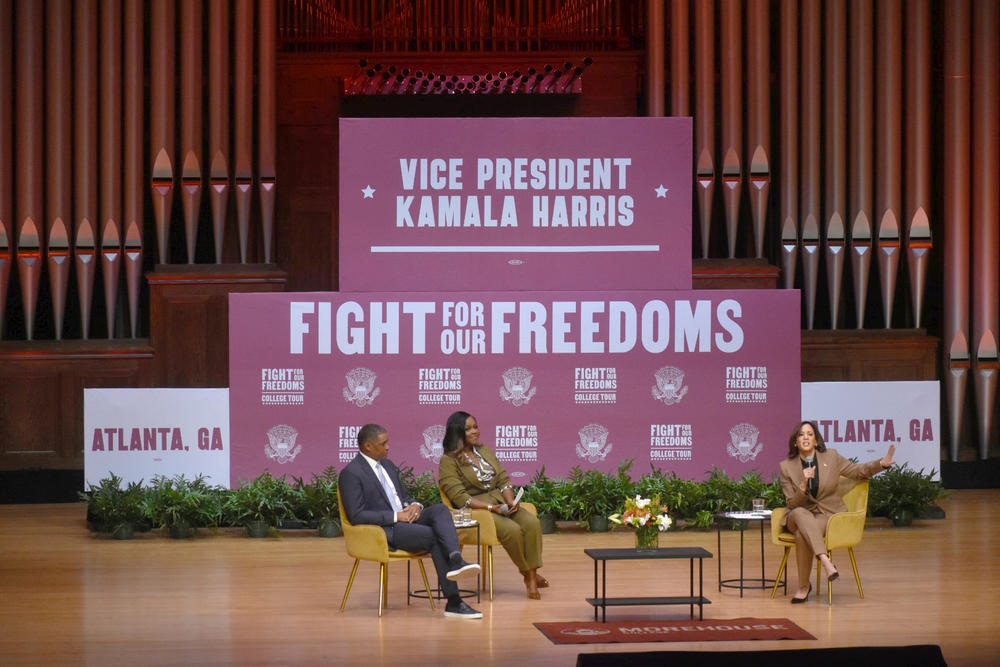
339,423,482,618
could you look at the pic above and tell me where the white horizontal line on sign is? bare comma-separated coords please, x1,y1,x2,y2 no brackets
370,245,661,253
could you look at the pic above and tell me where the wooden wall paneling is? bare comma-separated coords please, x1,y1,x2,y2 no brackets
0,369,60,459
160,294,213,386
276,62,341,292
801,330,939,383
691,258,780,290
147,265,287,388
0,341,153,470
569,52,640,117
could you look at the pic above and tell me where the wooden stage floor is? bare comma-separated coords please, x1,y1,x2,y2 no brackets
1,490,997,666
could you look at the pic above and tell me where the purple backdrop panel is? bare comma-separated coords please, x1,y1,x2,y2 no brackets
229,290,799,487
338,117,692,292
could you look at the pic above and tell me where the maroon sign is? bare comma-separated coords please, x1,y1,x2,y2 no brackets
228,290,800,487
338,117,692,292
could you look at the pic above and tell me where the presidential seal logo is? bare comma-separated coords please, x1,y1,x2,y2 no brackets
560,628,612,637
576,423,613,463
726,422,763,463
652,366,689,405
420,424,445,463
343,367,380,407
265,424,302,464
499,366,537,407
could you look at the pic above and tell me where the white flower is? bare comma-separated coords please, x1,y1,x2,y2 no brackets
634,495,651,509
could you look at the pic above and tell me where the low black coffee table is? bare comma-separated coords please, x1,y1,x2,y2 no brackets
584,547,713,621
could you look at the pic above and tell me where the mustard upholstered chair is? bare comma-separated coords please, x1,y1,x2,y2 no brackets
337,494,435,616
438,486,537,600
770,478,870,605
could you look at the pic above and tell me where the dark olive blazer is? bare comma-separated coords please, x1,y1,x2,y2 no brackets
438,444,511,508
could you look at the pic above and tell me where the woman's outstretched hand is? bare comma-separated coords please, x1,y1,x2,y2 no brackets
880,444,896,468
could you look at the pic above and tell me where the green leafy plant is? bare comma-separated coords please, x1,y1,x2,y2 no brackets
225,471,297,529
651,470,712,527
521,466,571,519
143,474,221,534
698,467,743,514
869,464,948,524
80,473,147,535
397,464,442,507
567,459,634,523
633,466,781,529
293,466,340,524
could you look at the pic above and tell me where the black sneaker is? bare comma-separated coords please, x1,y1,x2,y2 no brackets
446,554,481,580
444,599,483,619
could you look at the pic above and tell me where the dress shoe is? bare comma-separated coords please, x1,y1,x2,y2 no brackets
446,554,481,580
827,569,840,582
791,585,812,603
444,599,483,619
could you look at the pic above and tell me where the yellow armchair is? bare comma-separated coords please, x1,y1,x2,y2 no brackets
770,479,870,605
769,505,794,598
337,494,435,616
438,486,536,600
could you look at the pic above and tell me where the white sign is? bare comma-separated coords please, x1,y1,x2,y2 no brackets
84,388,231,488
801,381,940,480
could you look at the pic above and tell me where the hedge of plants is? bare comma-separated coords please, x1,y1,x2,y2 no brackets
520,459,948,531
81,459,947,538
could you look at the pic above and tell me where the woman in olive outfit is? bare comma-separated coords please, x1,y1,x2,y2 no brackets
438,411,546,599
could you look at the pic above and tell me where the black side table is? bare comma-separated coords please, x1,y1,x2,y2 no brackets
715,511,778,597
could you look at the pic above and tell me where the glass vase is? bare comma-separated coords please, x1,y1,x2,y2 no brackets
634,524,659,551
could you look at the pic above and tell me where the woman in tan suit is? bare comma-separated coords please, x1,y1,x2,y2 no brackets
438,411,546,599
779,420,895,603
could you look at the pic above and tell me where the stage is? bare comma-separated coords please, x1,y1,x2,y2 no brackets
1,490,997,666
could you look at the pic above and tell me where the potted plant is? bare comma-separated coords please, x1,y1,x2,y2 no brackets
143,474,220,538
568,460,634,532
294,467,342,537
869,464,949,526
225,472,296,537
80,473,147,539
636,468,713,529
397,464,442,507
522,466,568,533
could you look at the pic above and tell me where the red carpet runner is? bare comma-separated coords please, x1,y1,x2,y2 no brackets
534,617,816,645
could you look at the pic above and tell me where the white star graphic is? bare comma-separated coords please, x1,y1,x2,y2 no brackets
654,184,669,198
361,185,375,199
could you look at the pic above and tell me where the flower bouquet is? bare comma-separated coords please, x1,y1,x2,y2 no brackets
609,495,672,551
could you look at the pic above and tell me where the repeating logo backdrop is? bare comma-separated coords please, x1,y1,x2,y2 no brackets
338,117,692,292
229,290,800,486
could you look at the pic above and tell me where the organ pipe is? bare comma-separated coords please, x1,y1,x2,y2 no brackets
943,0,971,461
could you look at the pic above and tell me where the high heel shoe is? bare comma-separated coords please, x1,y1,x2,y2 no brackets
827,568,839,582
791,584,812,603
